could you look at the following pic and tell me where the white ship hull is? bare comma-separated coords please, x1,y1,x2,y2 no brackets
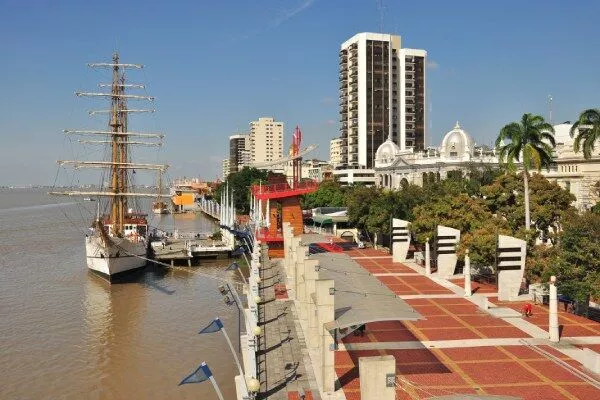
85,235,147,279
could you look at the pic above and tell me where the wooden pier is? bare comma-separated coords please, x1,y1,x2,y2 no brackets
151,236,233,266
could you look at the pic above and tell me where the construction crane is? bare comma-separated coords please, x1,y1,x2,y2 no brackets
249,126,317,189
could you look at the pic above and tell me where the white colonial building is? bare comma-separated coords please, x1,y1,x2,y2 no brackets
374,122,600,211
374,122,498,188
542,123,600,210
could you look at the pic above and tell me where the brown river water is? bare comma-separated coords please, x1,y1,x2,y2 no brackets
0,188,240,399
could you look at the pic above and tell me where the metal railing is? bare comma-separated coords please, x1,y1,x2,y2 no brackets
251,180,318,196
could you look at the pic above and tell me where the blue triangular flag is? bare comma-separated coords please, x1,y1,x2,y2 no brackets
226,262,240,271
179,362,212,385
231,246,246,256
199,317,224,334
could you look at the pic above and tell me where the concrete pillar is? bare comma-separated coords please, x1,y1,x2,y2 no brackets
301,259,318,334
425,238,431,276
282,222,292,273
315,279,335,394
306,264,320,351
464,249,472,297
391,219,411,263
549,276,560,342
359,356,396,400
436,225,460,278
295,244,308,306
497,234,527,301
287,236,301,299
583,348,600,374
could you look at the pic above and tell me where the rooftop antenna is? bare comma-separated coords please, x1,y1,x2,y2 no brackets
548,95,553,124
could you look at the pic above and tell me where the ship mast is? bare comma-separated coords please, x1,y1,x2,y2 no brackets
50,52,169,236
108,53,133,236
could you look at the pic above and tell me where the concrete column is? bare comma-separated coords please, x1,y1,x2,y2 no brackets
583,349,600,374
315,279,335,394
549,276,560,342
287,236,301,299
359,356,396,400
391,219,411,263
425,238,431,276
306,263,320,350
282,222,292,273
464,249,472,297
295,244,308,307
301,259,318,334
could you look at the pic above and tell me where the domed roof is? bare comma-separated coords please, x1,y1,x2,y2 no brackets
375,138,401,167
440,122,474,159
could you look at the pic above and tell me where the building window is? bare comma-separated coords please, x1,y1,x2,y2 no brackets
565,181,571,192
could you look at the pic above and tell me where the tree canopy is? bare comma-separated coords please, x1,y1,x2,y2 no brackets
570,108,600,159
543,211,600,307
215,167,269,214
496,113,555,230
410,193,511,267
301,180,345,209
481,173,575,242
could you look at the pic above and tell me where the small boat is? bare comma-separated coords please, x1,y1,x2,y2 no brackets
152,201,169,214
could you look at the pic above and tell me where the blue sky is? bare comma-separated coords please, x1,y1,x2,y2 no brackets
0,0,599,185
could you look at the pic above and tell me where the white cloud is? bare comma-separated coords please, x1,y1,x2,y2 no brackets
222,0,317,45
427,60,439,70
273,0,316,28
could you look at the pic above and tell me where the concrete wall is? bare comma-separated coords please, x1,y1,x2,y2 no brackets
436,225,460,278
391,219,410,262
359,356,396,400
497,234,526,301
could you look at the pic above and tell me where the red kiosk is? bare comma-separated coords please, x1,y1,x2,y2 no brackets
251,126,318,257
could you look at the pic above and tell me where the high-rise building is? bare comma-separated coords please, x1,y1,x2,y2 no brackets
250,117,284,166
222,158,230,180
335,32,426,184
329,138,343,167
229,133,251,173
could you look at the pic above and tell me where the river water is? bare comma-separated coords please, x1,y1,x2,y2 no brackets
0,188,240,399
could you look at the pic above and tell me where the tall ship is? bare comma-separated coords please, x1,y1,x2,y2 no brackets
51,53,168,281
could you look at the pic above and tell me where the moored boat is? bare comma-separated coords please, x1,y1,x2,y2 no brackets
51,53,169,281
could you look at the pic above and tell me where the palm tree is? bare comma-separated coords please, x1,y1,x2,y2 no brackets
570,108,600,159
496,113,555,230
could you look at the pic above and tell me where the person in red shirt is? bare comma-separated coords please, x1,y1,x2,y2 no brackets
522,303,533,317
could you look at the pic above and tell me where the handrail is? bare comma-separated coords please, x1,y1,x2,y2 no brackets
251,180,318,195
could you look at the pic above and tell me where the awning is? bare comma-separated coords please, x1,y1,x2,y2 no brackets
312,214,333,225
308,252,422,330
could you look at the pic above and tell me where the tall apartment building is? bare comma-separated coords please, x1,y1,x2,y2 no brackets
229,133,251,173
250,117,284,166
222,158,230,180
336,32,426,183
329,137,343,167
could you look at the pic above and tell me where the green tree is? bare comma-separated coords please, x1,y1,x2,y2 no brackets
345,185,379,229
481,173,575,242
544,211,600,314
302,180,345,209
496,113,555,231
215,167,269,214
410,193,510,267
570,108,600,159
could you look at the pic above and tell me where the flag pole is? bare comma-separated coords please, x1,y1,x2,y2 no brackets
208,374,225,400
221,325,249,394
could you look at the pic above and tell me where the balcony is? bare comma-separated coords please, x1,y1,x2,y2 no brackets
250,180,319,200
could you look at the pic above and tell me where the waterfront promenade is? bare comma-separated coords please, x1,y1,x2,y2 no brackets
261,232,600,400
